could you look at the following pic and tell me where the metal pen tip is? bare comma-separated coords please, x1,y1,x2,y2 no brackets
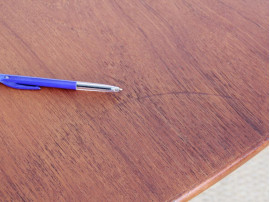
111,87,122,92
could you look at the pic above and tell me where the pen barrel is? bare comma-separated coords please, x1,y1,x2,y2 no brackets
76,81,122,92
2,75,77,90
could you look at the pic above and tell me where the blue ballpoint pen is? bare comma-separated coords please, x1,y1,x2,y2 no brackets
0,74,122,92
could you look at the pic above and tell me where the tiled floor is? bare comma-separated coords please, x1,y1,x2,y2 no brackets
191,147,269,202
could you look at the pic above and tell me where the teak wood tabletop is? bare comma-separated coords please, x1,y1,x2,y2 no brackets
0,0,268,201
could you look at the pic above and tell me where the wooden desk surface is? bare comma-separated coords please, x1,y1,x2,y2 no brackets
0,1,268,201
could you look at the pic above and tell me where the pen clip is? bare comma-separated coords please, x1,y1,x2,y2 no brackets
1,81,41,90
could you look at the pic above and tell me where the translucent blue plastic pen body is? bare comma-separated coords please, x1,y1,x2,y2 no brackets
0,74,122,92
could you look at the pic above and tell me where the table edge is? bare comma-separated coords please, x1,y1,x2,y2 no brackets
172,136,269,201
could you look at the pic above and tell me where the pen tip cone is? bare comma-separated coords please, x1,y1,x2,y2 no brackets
111,87,123,92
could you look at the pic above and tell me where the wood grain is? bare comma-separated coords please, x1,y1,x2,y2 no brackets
0,0,268,201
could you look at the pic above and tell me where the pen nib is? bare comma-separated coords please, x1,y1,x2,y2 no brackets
111,87,123,92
